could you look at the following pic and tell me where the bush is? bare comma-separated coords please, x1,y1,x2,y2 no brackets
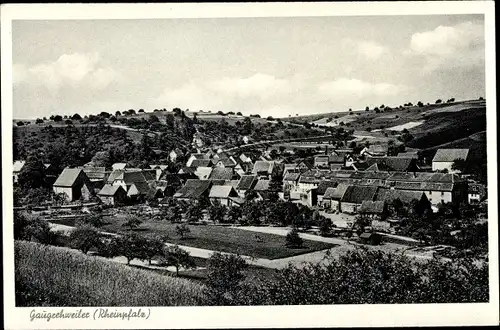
15,241,205,306
285,228,303,248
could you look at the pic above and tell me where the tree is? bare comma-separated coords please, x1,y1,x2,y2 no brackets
35,118,44,124
72,113,82,120
115,111,122,117
16,121,25,126
226,206,242,224
138,235,165,265
175,223,191,239
451,158,467,173
205,252,248,305
237,112,243,116
352,215,372,236
319,217,333,237
53,115,63,122
122,215,142,231
80,214,105,228
163,204,183,223
185,203,203,223
159,245,196,276
365,107,369,111
69,225,102,254
17,155,46,190
267,116,274,121
114,233,144,265
285,228,303,248
14,212,58,245
138,109,145,113
435,99,442,104
208,200,227,223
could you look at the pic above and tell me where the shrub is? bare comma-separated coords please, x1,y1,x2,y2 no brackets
285,228,303,248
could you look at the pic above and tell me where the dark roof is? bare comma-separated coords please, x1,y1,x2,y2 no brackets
323,184,349,200
128,182,151,196
341,185,378,204
391,181,454,192
236,175,258,190
375,188,426,203
314,155,329,163
98,184,126,196
209,168,234,180
191,159,213,168
365,157,416,172
283,172,301,182
359,201,386,214
53,168,88,187
433,149,469,162
317,180,338,195
174,179,212,199
253,179,270,191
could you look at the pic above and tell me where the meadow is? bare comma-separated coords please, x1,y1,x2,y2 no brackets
15,241,206,307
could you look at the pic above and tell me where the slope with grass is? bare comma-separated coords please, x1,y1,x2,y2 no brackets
15,240,206,307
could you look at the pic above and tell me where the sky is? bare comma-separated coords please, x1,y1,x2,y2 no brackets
12,15,485,119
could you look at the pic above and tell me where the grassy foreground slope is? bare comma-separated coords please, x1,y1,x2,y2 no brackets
15,241,206,307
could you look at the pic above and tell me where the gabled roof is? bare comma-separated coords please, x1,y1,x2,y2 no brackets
329,154,345,163
317,180,338,195
128,181,151,196
112,163,128,170
190,153,210,160
375,188,426,203
98,184,126,196
81,166,108,181
397,151,419,159
191,159,213,168
174,179,212,199
365,157,416,172
236,175,258,190
432,149,470,162
323,183,350,200
209,168,234,181
209,185,238,198
53,168,88,187
341,185,378,204
359,201,386,214
178,166,196,174
253,179,270,191
13,160,25,172
252,161,274,174
283,172,300,182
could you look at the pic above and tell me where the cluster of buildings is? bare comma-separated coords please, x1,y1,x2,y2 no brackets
13,144,486,219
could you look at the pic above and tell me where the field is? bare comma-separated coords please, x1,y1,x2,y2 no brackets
49,215,336,260
15,241,206,307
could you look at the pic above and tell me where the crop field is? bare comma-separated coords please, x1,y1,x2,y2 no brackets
15,241,206,307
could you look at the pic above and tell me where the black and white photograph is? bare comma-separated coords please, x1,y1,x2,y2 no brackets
2,2,498,328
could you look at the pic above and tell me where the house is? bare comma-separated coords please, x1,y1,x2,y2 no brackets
13,160,26,184
186,153,211,167
239,153,253,163
314,155,330,168
53,168,93,202
107,170,150,195
359,232,382,245
359,201,387,220
190,159,214,168
212,152,229,162
178,166,197,177
174,179,212,201
329,153,345,167
235,175,258,198
127,181,152,201
283,161,310,176
194,166,213,180
209,168,235,181
364,157,419,172
317,180,338,206
209,185,240,206
468,183,487,204
252,161,275,178
150,165,169,180
169,148,184,163
98,184,128,206
340,185,379,214
283,172,301,198
215,158,237,168
111,163,129,171
360,145,388,157
81,166,108,192
432,149,470,173
234,161,253,177
397,151,419,159
323,184,350,212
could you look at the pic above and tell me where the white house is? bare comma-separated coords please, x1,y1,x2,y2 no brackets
432,149,470,173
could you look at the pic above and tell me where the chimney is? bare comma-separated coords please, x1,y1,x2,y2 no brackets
325,146,328,155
